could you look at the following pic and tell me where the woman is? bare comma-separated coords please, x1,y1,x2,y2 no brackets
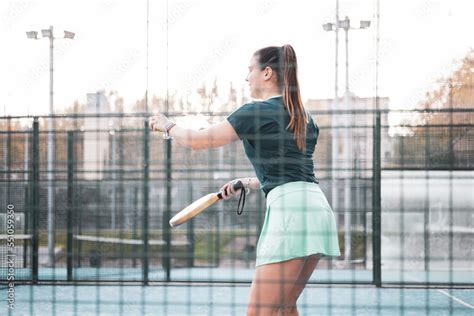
150,44,340,316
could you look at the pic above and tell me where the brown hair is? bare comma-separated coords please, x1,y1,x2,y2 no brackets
254,44,308,152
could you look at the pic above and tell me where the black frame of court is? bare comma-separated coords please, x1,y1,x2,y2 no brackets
1,107,473,288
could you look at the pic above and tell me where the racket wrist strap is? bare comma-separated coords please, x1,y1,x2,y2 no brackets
236,186,246,215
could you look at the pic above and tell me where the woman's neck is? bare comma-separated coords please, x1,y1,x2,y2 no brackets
259,89,282,100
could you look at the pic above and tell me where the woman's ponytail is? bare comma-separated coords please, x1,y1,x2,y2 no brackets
281,44,308,152
254,44,308,152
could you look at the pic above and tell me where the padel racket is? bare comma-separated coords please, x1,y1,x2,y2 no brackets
169,180,244,227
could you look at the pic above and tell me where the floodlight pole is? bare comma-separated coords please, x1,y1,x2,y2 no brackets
342,17,352,268
27,26,75,267
323,15,371,266
333,0,340,271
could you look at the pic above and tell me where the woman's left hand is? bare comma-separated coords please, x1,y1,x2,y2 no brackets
149,113,171,132
219,179,243,200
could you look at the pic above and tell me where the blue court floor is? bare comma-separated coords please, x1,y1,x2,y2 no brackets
2,267,473,315
1,284,473,315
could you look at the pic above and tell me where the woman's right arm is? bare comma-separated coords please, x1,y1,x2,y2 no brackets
168,119,239,150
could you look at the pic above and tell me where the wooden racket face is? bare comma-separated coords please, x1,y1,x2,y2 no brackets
169,193,220,227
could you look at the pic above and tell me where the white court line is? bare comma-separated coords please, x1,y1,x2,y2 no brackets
436,289,474,310
406,275,474,310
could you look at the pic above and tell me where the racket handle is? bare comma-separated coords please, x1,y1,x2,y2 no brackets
232,180,244,190
217,180,244,199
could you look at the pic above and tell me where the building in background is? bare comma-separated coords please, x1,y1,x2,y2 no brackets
306,95,391,173
83,91,111,180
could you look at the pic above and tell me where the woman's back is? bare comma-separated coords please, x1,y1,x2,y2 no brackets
227,95,319,196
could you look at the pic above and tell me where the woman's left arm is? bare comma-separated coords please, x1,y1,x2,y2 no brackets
149,113,239,149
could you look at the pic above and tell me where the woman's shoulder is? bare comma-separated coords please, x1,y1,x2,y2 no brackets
307,111,319,134
232,100,275,113
228,102,255,115
229,98,286,122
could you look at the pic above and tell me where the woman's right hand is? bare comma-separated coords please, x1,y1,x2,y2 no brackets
219,179,243,200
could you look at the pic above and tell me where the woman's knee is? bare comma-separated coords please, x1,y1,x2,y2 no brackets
247,301,298,316
246,304,281,316
279,305,298,316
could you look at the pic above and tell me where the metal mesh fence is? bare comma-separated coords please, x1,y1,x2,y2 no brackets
1,108,472,287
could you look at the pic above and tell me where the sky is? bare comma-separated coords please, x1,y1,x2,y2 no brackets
0,0,473,116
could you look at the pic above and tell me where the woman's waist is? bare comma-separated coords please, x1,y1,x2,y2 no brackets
266,181,323,205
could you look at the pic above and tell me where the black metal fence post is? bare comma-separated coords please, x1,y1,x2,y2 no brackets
186,160,195,267
372,109,382,287
132,187,138,268
67,131,74,281
163,137,172,281
6,117,11,203
143,120,150,284
23,187,28,269
448,82,454,286
31,118,39,283
424,120,430,271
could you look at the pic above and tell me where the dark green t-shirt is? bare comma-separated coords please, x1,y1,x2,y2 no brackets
226,96,319,197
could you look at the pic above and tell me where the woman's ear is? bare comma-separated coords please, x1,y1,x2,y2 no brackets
264,67,273,80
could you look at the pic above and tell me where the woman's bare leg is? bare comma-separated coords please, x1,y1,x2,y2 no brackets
286,254,321,309
247,257,307,316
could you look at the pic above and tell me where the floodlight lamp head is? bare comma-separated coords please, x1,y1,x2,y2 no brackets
360,20,371,29
26,31,38,39
64,31,75,39
339,17,350,30
41,29,53,38
323,23,334,32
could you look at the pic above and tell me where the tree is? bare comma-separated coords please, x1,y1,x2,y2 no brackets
395,49,474,169
417,48,473,126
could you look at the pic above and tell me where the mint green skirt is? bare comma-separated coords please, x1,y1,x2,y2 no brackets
255,181,341,267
